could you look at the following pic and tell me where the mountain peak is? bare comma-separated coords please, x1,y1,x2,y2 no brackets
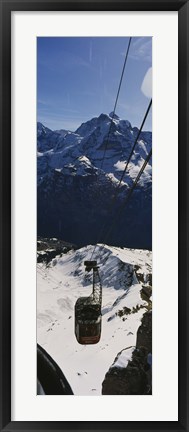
37,122,52,134
109,112,120,120
98,113,110,122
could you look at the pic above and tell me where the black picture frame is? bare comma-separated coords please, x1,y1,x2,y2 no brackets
0,0,188,431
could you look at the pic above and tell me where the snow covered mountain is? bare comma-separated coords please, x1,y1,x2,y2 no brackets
37,242,152,395
37,113,152,249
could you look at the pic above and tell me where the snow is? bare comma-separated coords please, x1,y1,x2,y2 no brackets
37,113,152,395
37,244,152,395
114,160,127,171
137,139,148,155
112,346,135,369
126,160,152,186
54,168,62,173
114,131,122,136
37,113,152,191
105,172,120,185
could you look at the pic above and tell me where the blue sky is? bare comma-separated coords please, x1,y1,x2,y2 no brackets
37,37,152,132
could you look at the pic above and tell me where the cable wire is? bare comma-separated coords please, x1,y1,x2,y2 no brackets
100,37,132,171
91,99,152,260
118,98,152,185
102,148,152,249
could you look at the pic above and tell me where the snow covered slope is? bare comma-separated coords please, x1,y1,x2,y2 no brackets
37,244,152,395
37,113,152,184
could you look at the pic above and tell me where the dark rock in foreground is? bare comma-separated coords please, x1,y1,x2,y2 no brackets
136,310,152,353
102,310,152,395
102,346,149,395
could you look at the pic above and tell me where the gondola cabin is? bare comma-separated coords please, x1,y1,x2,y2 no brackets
75,297,101,344
75,260,102,345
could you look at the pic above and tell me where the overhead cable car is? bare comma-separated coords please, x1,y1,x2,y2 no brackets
75,260,102,345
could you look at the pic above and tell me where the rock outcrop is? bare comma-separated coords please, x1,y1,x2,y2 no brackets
136,310,152,353
102,310,152,395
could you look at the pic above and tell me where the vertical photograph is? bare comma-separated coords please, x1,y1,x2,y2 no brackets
37,36,152,396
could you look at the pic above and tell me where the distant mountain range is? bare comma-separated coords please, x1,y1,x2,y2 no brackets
37,112,152,249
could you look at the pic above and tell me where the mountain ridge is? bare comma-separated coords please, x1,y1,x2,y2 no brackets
37,112,152,249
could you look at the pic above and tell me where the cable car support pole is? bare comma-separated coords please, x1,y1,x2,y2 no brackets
92,265,102,305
